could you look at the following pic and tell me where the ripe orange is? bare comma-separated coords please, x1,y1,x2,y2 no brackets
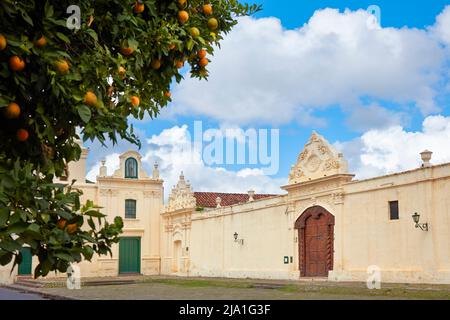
0,34,7,51
34,36,47,48
203,4,213,15
198,50,207,59
207,18,218,30
84,91,98,107
56,219,67,230
178,0,187,7
199,57,209,67
55,60,69,73
175,59,184,69
133,2,145,13
9,56,25,71
151,59,161,70
4,102,20,119
120,47,134,56
190,27,200,38
16,129,29,142
131,96,140,107
164,91,171,98
178,10,189,24
118,66,126,76
66,223,78,234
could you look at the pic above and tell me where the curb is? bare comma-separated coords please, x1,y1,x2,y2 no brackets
1,284,79,300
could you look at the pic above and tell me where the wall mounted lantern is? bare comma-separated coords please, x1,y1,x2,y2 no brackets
234,232,244,245
412,212,428,231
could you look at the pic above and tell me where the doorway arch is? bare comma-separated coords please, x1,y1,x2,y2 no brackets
295,206,334,277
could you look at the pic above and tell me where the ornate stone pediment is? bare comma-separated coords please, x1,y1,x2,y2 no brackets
288,132,348,184
163,172,196,213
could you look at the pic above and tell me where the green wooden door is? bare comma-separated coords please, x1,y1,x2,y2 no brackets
119,237,141,274
18,247,32,275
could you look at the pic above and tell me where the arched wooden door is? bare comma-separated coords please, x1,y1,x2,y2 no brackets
295,206,334,277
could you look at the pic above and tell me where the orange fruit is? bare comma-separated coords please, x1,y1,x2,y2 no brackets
118,66,126,76
0,34,7,51
131,96,140,106
169,43,176,50
199,57,209,67
34,36,47,48
56,219,67,230
84,91,98,107
151,59,161,70
198,49,207,59
207,18,218,30
54,60,69,73
16,129,29,142
133,2,145,13
178,0,187,7
120,47,134,56
9,56,25,71
66,223,78,234
4,102,20,119
202,4,213,15
178,10,189,24
175,59,184,69
190,27,200,38
164,91,171,98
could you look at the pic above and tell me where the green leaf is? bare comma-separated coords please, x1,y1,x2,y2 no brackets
84,210,105,218
44,1,54,18
77,105,92,123
0,208,10,226
0,251,13,266
54,252,74,262
86,29,98,41
21,11,34,26
0,239,22,252
56,32,70,44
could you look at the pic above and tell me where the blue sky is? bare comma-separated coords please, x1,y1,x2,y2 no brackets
85,1,450,195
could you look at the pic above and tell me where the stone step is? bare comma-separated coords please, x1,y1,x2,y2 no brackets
15,278,45,288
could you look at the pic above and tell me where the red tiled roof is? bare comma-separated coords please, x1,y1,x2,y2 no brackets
194,192,277,208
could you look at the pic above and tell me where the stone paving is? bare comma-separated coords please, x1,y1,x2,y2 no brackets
32,276,450,300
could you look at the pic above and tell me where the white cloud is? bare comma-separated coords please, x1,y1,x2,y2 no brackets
165,8,449,127
87,125,284,199
142,125,284,198
432,5,450,45
337,115,450,179
86,153,121,182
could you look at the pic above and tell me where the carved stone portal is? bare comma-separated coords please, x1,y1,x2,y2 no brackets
288,132,349,185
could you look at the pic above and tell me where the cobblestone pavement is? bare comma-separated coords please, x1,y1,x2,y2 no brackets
35,277,450,300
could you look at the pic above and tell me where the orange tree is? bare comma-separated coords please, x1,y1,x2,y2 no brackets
0,0,260,278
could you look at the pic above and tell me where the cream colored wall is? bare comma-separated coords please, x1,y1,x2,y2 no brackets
188,196,300,279
179,165,450,284
329,165,450,284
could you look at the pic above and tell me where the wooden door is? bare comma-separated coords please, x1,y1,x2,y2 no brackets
304,215,329,276
119,237,141,274
295,206,334,277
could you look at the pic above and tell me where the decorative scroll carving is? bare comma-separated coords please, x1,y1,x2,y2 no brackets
288,131,349,185
163,172,196,213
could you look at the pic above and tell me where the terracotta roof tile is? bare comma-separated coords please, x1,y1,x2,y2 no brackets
193,192,277,208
